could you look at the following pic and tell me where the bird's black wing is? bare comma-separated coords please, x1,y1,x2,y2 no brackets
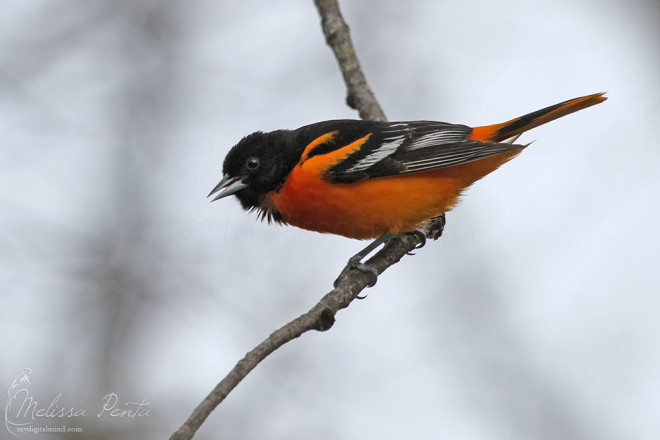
318,121,525,183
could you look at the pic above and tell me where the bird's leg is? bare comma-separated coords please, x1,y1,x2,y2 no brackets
334,224,434,289
334,215,446,290
334,233,395,289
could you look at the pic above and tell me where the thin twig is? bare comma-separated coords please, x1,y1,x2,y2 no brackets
313,0,386,121
170,233,428,440
170,2,432,438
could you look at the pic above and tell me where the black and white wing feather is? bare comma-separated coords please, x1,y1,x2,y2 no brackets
325,121,524,183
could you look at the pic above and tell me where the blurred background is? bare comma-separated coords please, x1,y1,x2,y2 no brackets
2,0,659,439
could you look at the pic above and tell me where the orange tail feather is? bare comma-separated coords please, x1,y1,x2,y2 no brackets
470,92,607,142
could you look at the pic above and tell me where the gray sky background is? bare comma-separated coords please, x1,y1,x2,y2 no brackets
1,0,659,439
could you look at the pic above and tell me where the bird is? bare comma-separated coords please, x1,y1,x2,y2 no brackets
209,93,606,280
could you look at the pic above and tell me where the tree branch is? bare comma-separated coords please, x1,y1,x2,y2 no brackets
313,0,386,121
170,2,435,438
170,233,431,440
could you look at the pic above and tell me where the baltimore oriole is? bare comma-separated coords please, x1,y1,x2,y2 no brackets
209,93,606,276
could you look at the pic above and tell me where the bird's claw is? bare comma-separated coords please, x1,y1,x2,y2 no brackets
410,229,427,249
334,256,379,288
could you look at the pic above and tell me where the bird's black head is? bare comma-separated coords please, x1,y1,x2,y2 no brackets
208,130,300,211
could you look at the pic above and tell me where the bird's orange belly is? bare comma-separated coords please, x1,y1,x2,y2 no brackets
268,169,463,239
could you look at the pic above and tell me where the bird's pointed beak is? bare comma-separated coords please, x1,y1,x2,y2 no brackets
207,175,248,201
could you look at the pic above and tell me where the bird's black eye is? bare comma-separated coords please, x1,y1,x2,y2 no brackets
245,157,260,171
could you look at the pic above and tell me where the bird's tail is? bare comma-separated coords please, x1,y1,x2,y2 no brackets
470,92,607,143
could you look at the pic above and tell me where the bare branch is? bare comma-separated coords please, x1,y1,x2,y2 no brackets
313,0,387,121
170,2,437,438
170,231,435,440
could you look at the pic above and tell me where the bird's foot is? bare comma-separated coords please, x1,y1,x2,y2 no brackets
334,234,394,289
405,230,427,255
